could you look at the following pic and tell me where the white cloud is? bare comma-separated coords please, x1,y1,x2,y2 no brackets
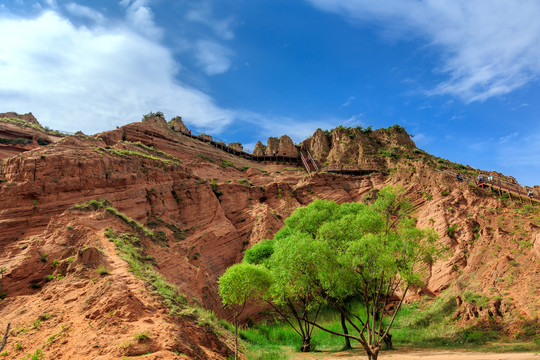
194,40,233,75
498,131,518,144
496,131,540,186
44,0,57,8
120,0,162,39
65,3,105,23
340,96,355,108
186,2,235,40
0,11,235,134
306,0,540,102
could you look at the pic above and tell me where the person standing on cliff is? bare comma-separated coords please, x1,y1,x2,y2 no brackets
457,173,463,182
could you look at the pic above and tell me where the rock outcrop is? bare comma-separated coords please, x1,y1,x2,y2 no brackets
0,112,39,124
253,141,265,156
265,137,279,155
305,128,330,161
168,116,189,133
278,135,297,156
141,114,169,130
228,142,243,151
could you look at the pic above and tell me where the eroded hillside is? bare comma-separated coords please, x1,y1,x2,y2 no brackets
0,114,539,358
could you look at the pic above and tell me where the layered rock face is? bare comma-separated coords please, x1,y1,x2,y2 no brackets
262,135,298,156
265,137,279,155
1,115,539,358
0,113,64,159
0,112,39,124
253,141,265,156
228,142,243,151
168,116,189,133
305,128,330,161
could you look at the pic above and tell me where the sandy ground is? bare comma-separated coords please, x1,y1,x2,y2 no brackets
288,349,540,360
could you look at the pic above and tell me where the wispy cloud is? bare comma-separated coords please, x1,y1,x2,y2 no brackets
340,96,355,108
306,0,540,103
498,131,519,144
496,130,540,186
186,1,235,40
194,40,233,75
65,3,105,23
120,0,162,39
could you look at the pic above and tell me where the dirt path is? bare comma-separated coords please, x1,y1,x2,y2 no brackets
288,349,540,360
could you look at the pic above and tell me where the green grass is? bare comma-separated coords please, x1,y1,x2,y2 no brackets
94,146,180,166
103,227,228,339
237,178,253,187
0,117,67,136
96,264,110,276
239,295,540,359
104,228,186,313
71,199,162,243
20,348,44,360
0,137,30,145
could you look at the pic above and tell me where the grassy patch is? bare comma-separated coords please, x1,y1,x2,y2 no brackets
240,295,539,358
237,178,253,187
0,137,31,145
94,146,180,166
0,117,67,136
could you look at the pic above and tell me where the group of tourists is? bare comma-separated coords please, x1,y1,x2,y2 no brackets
468,173,535,199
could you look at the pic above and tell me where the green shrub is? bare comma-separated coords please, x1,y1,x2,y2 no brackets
70,199,111,211
237,178,253,187
37,251,48,263
0,137,30,145
97,264,110,276
20,348,44,360
142,111,164,120
447,224,458,238
133,331,150,342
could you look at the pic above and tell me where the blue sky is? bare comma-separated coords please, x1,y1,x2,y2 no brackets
1,1,539,186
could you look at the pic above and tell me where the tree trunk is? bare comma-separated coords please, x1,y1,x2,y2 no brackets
383,332,393,349
0,323,10,352
300,336,311,352
340,312,352,349
234,316,238,360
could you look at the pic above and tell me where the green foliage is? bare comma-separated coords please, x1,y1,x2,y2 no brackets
0,117,67,136
104,228,187,314
70,199,111,211
462,291,489,308
37,250,48,263
0,267,6,300
243,239,274,267
219,263,272,309
142,111,164,119
378,148,399,159
20,348,43,360
0,137,30,145
97,264,110,276
447,224,458,239
94,146,180,165
389,124,406,133
237,178,253,187
222,186,445,357
133,331,150,342
211,178,223,199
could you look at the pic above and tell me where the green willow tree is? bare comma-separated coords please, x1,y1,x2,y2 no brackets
218,263,272,360
220,186,446,360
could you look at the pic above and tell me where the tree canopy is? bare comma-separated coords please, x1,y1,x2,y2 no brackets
219,186,446,359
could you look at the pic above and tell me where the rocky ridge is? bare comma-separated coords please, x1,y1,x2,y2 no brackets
0,113,539,358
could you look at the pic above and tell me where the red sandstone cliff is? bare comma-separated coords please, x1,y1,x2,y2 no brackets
0,114,539,358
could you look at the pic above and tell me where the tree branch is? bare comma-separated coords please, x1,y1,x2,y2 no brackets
0,322,10,352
